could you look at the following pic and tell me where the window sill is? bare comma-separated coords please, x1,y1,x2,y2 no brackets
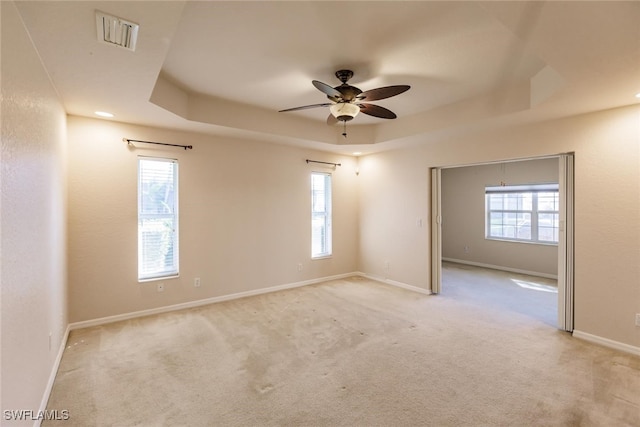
138,274,179,283
312,255,332,260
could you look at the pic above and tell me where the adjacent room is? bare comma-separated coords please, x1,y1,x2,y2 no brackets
2,1,639,426
441,158,561,327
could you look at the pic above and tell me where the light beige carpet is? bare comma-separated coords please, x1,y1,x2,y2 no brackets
45,272,640,426
441,261,559,327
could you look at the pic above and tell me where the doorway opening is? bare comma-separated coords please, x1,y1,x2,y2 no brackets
430,154,574,331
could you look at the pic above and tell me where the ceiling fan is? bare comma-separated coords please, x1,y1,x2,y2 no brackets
279,70,410,137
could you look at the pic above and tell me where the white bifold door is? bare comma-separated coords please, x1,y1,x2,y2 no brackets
557,154,575,332
430,168,442,295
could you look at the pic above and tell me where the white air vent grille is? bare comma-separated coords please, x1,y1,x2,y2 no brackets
96,11,139,51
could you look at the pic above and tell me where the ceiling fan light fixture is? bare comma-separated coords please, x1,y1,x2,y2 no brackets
330,102,360,122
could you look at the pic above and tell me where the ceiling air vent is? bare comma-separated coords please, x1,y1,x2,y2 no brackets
96,11,139,51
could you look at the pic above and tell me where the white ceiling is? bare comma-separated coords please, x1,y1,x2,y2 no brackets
14,1,640,154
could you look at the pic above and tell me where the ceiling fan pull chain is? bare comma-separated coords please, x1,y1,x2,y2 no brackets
342,121,347,138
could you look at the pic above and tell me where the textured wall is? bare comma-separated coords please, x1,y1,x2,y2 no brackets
66,116,359,323
442,158,559,276
1,1,68,423
359,105,640,348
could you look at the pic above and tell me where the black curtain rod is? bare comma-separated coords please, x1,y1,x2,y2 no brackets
306,159,341,167
124,138,193,150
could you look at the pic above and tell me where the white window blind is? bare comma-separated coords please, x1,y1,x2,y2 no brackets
138,157,178,280
485,183,559,244
311,172,332,258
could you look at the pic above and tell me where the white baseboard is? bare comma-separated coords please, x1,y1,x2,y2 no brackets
35,324,71,427
572,330,640,356
69,272,358,331
442,257,558,280
359,272,432,295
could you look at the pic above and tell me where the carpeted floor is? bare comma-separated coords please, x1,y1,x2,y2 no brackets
441,261,559,327
44,266,640,426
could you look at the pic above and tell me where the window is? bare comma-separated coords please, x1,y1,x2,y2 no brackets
138,157,178,280
311,172,332,258
486,184,559,244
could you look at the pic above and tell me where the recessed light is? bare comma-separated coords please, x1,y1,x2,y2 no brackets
95,111,114,118
353,152,362,156
635,93,640,99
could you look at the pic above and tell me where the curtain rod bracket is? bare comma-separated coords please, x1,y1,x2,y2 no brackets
124,138,192,150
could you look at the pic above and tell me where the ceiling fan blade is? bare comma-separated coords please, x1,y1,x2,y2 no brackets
326,114,338,125
312,80,342,98
357,85,410,101
279,103,333,113
358,103,397,119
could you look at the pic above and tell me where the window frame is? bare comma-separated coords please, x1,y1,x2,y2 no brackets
485,183,559,245
311,172,332,259
137,156,179,281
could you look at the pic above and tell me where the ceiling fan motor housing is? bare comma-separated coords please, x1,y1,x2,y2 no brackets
329,70,362,103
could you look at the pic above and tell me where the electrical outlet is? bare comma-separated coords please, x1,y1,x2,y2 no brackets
194,277,201,288
49,332,52,351
464,246,470,253
635,313,640,327
157,283,164,292
384,260,390,271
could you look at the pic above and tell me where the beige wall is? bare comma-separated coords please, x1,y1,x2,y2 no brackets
442,158,559,276
359,105,640,348
66,116,359,323
357,149,431,286
1,1,68,423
